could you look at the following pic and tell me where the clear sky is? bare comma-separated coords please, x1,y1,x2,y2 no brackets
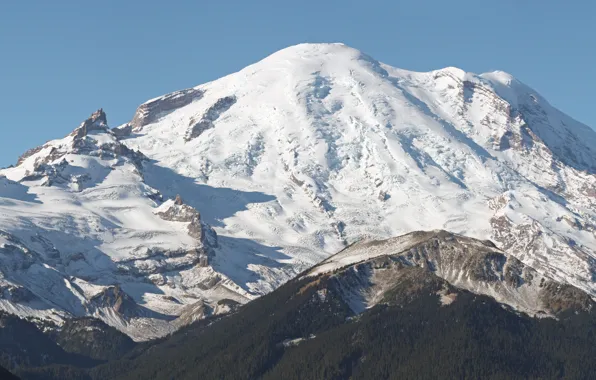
1,0,594,167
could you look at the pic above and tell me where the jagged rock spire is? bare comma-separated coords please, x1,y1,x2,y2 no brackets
70,109,109,138
90,108,108,125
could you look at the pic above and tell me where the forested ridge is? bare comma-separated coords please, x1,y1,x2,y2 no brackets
12,268,596,380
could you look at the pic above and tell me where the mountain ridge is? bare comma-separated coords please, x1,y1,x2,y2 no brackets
305,230,593,317
11,230,596,380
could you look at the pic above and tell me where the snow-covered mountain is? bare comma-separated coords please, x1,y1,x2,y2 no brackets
1,43,596,339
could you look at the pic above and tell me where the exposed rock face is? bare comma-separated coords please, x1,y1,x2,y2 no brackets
185,95,236,141
119,247,211,276
172,300,211,329
16,145,44,166
155,196,217,267
540,282,594,314
174,194,184,205
157,197,201,240
488,194,596,293
21,158,70,186
112,123,133,138
308,230,594,317
214,298,241,314
89,286,141,318
171,297,241,330
0,231,37,272
156,196,217,246
70,109,108,139
131,88,204,131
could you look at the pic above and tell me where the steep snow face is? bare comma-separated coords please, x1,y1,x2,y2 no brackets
1,43,596,338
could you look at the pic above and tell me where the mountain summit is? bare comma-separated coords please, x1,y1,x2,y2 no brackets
1,43,595,339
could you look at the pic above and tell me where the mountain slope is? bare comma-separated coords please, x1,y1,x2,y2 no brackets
306,230,593,317
19,231,596,380
1,43,596,338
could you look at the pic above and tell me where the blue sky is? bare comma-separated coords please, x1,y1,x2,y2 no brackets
1,0,594,167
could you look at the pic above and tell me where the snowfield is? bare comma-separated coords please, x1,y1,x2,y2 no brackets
1,43,595,339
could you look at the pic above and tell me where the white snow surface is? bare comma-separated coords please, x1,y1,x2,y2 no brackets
1,43,596,339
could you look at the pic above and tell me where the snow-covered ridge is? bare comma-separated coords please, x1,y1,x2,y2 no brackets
1,42,596,339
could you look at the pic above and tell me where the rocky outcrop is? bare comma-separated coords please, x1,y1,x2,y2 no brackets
540,282,594,314
156,196,217,247
154,196,217,268
21,159,69,186
214,298,240,314
131,88,204,131
29,147,65,173
157,197,203,240
112,123,133,138
0,231,38,271
172,300,212,329
171,297,240,330
16,145,44,166
117,246,211,277
70,109,108,139
185,95,237,141
89,286,140,318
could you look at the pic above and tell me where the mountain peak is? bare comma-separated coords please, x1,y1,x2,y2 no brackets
70,108,109,138
256,42,367,68
270,42,352,55
90,108,107,125
435,66,467,78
